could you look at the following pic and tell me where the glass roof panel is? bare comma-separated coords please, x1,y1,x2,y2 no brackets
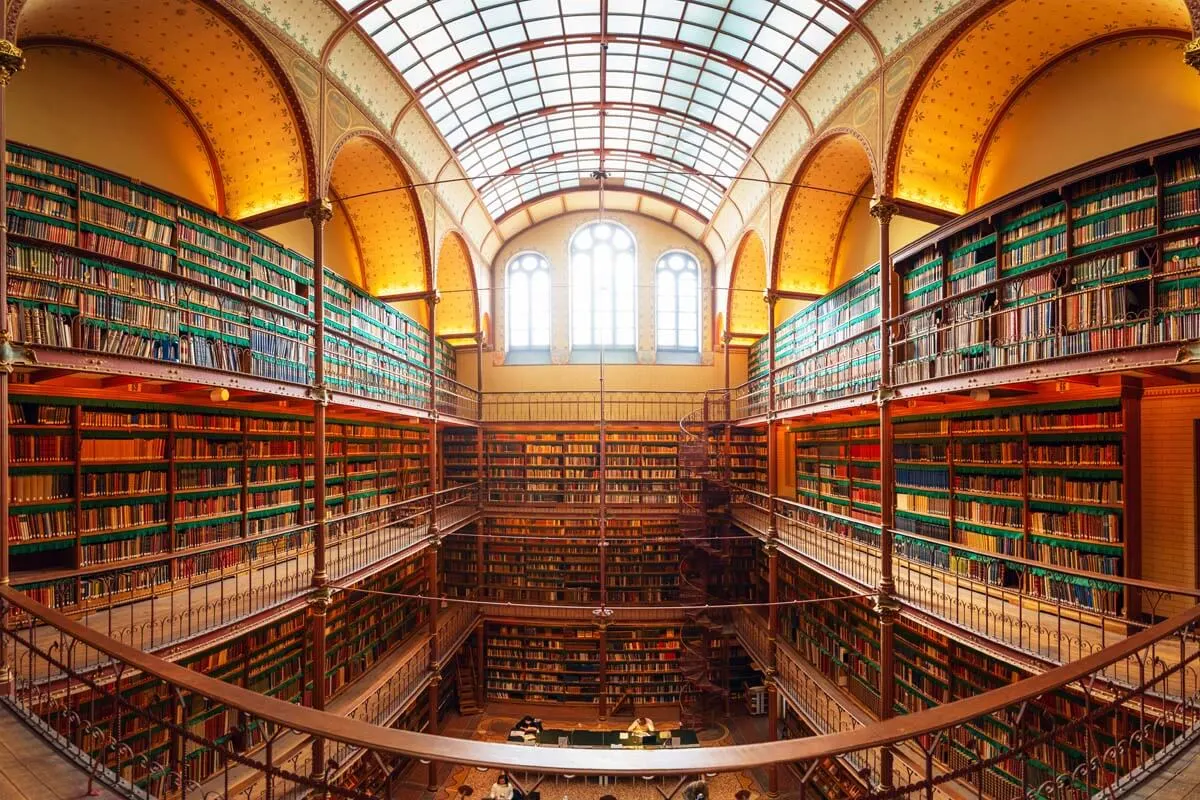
349,0,856,219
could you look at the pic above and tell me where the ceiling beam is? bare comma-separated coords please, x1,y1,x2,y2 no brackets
238,201,310,230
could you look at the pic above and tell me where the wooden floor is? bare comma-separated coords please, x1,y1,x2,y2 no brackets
1124,734,1200,800
0,704,121,800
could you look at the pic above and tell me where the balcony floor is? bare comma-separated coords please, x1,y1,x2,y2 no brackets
0,703,121,799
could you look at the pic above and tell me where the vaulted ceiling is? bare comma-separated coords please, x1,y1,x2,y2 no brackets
335,0,867,223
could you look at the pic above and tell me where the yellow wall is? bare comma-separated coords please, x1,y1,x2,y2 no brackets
259,215,365,287
831,196,938,288
459,345,747,394
11,46,218,209
975,36,1200,206
487,211,721,391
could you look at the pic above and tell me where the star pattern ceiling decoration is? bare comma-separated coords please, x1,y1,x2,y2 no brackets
336,0,867,221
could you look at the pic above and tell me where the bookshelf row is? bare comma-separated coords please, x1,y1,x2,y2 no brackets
4,142,457,407
764,554,1171,795
747,136,1200,412
470,427,699,506
7,391,431,613
38,553,433,792
783,395,1138,615
442,517,683,605
748,265,880,413
484,623,688,706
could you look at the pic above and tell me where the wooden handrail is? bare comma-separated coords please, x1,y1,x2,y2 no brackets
4,585,1199,775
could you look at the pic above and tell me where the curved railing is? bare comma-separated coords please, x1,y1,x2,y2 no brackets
731,493,1200,692
8,484,481,681
2,581,1199,799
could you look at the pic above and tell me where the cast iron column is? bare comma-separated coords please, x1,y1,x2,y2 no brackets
871,196,900,793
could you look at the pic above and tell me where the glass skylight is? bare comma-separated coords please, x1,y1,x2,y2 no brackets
340,0,853,219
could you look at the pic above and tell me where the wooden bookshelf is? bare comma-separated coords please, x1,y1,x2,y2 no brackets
6,390,432,614
770,556,1162,797
485,622,603,704
791,419,881,525
4,142,457,410
480,425,692,507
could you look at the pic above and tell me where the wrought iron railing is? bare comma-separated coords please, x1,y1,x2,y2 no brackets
730,495,1200,689
2,583,1199,799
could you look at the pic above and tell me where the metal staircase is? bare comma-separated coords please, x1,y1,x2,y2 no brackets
676,402,734,729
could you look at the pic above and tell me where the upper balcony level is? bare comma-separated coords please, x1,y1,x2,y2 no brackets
734,132,1200,423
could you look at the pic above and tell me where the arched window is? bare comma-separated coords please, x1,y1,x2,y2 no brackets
506,252,551,350
656,251,700,351
570,222,637,349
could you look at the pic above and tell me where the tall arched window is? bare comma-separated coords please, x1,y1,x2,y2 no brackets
570,222,636,349
506,252,551,350
656,251,700,351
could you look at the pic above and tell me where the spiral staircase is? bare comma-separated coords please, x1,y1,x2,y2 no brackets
675,404,734,729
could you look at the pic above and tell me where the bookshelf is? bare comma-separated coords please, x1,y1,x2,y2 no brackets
441,427,480,487
473,517,682,606
771,556,1155,797
481,426,690,507
7,390,432,615
727,428,767,494
485,622,602,704
41,550,433,791
4,142,458,410
791,419,881,525
605,626,687,706
884,142,1200,387
768,266,880,411
890,396,1137,616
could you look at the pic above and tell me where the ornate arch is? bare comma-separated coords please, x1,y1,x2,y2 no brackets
727,231,769,345
10,0,318,217
772,130,878,296
886,0,1190,212
435,231,479,342
325,130,431,298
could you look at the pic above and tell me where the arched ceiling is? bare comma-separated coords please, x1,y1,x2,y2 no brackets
892,0,1191,213
727,231,768,345
14,0,312,218
774,133,875,295
495,187,708,244
435,232,479,343
329,135,428,297
334,0,867,222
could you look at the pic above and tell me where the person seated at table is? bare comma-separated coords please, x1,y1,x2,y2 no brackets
516,714,541,732
681,778,709,800
489,774,515,800
627,716,655,736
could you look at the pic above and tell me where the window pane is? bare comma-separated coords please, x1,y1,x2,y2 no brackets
655,251,700,351
507,253,551,350
571,222,637,350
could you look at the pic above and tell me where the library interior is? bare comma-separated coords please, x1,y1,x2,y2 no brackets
4,0,1200,799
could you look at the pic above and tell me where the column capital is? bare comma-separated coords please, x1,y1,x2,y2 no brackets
308,384,333,406
1186,38,1200,73
869,196,900,226
762,289,779,307
873,589,901,620
308,586,334,612
0,41,25,87
304,198,334,224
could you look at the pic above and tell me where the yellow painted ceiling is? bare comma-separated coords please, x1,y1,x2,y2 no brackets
893,0,1190,212
15,0,310,218
330,136,428,298
728,232,769,339
775,134,875,295
435,233,478,340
